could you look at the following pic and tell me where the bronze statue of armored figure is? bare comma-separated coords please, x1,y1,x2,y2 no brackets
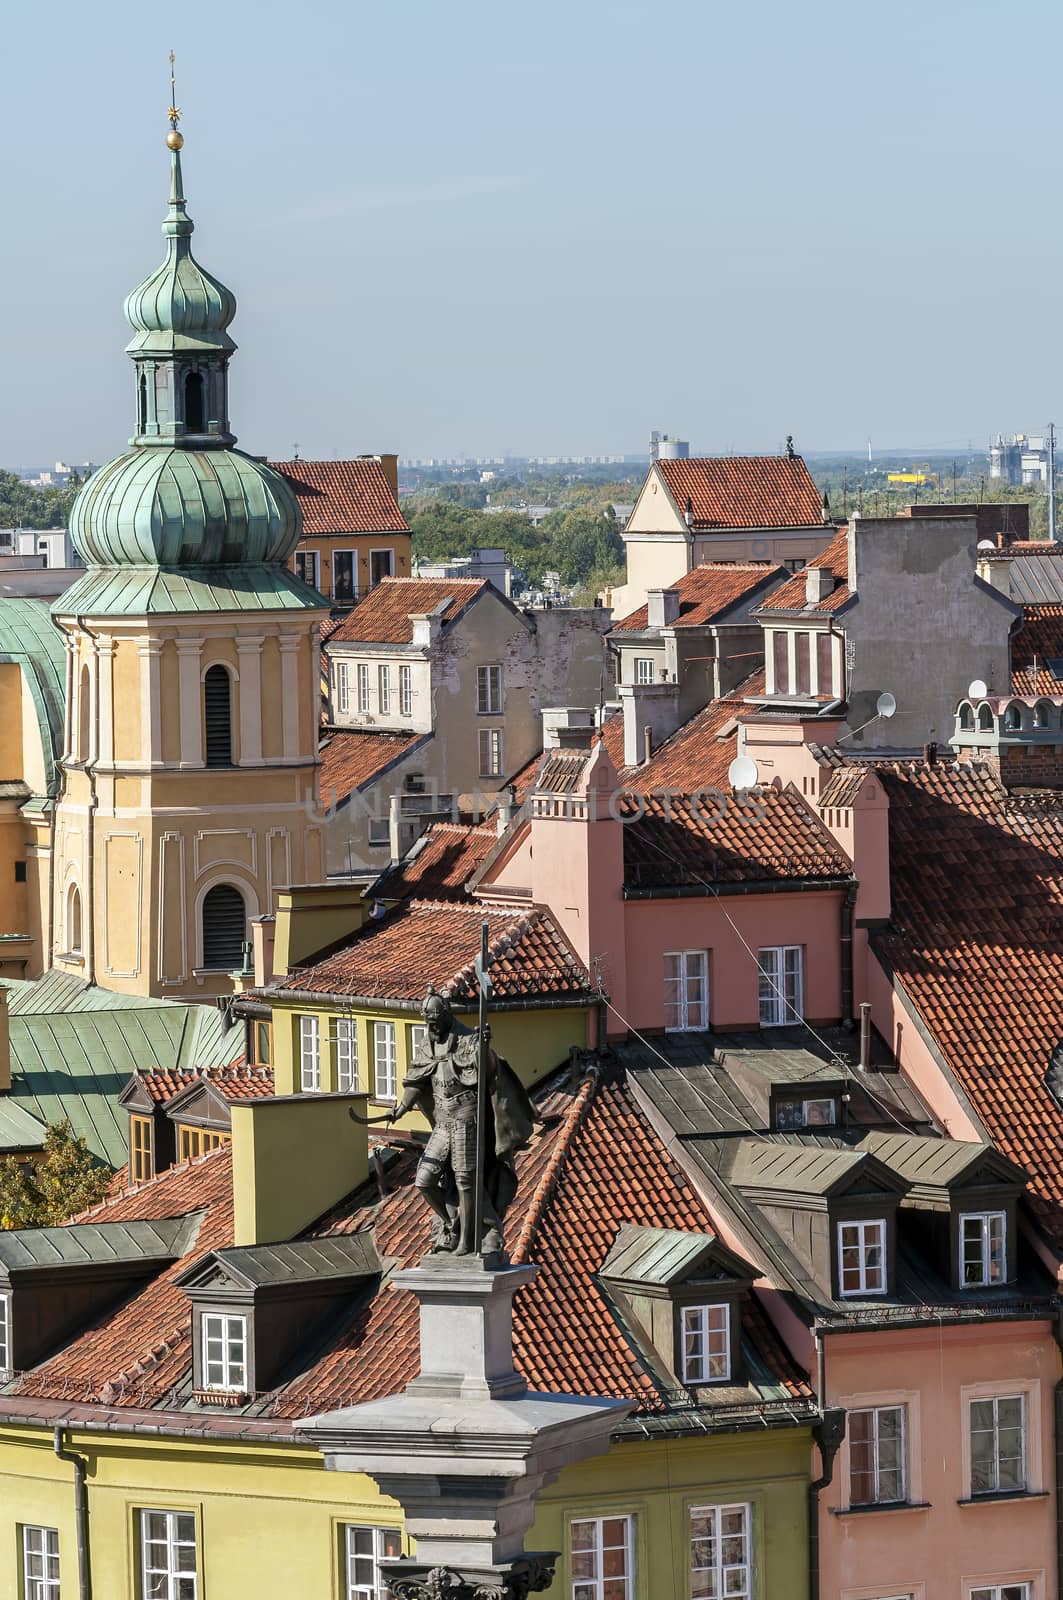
355,987,536,1261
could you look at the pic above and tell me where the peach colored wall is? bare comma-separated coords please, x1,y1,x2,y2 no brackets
820,1319,1059,1600
864,955,980,1142
527,805,629,1021
623,890,842,1032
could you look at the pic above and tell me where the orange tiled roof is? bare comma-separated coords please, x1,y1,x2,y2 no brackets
319,729,429,805
756,529,850,613
372,822,497,902
1011,605,1063,695
612,563,784,632
274,899,592,1004
657,456,824,531
876,761,1063,1245
630,672,765,791
12,1066,810,1417
270,459,409,538
327,577,487,646
132,1065,272,1106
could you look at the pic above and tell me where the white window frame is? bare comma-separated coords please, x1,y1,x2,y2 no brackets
22,1525,60,1600
333,1017,359,1092
367,817,390,849
635,657,655,685
299,1014,321,1092
378,665,391,714
201,1311,247,1393
758,944,803,1027
410,1023,427,1058
335,661,350,716
776,1096,836,1130
398,663,413,719
689,1502,751,1600
569,1514,634,1600
960,1210,1007,1286
0,1290,10,1373
837,1218,887,1296
332,548,359,604
477,663,503,715
369,547,395,586
680,1303,730,1384
344,1524,402,1600
970,1586,1032,1600
139,1509,198,1600
357,663,371,714
373,1021,397,1101
847,1403,907,1505
478,727,503,778
968,1392,1027,1496
663,950,709,1032
295,549,320,589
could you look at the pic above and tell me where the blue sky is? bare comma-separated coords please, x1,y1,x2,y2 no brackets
2,0,1058,465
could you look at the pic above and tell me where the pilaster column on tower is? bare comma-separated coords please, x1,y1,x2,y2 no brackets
175,637,205,767
137,640,165,766
62,635,77,761
93,636,117,766
235,636,265,765
278,634,301,760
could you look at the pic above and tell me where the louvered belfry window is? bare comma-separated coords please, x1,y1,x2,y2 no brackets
201,883,246,970
204,665,233,767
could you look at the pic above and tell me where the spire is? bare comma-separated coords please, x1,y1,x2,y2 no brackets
163,50,193,244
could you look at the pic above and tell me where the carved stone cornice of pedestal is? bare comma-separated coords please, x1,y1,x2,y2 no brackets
383,1553,557,1600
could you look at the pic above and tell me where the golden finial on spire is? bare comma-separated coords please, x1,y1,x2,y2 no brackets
166,49,184,150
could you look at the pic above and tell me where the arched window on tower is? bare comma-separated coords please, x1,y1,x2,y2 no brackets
201,883,247,971
66,883,83,956
184,372,205,433
138,372,148,433
78,663,91,762
203,665,233,767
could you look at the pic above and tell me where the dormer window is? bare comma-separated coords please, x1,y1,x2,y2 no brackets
0,1291,10,1374
960,1211,1006,1286
681,1304,730,1384
775,1096,836,1131
131,1115,155,1183
202,1312,247,1393
837,1218,887,1296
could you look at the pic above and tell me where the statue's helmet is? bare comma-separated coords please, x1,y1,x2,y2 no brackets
421,986,453,1024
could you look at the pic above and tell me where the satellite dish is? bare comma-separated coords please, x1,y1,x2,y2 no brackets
968,679,988,699
977,538,996,552
875,691,897,720
728,755,759,791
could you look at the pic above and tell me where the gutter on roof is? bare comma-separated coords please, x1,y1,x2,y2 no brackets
0,1400,295,1444
254,987,595,1014
623,875,853,901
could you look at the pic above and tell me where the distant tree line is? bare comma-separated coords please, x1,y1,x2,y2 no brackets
0,469,79,530
404,498,625,593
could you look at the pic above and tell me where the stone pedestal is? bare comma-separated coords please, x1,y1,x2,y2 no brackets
297,1256,634,1599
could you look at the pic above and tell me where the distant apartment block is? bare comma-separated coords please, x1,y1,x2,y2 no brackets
414,545,512,597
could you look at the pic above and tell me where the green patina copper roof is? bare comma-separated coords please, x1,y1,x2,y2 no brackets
124,147,236,357
56,562,324,618
0,598,65,795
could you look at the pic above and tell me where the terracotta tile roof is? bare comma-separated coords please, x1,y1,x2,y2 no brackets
13,1066,809,1417
1011,605,1063,694
612,563,784,632
372,822,497,902
319,729,429,805
876,760,1063,1245
274,900,593,1004
269,459,409,538
131,1066,272,1106
756,529,850,613
657,456,824,530
327,578,487,646
628,672,765,791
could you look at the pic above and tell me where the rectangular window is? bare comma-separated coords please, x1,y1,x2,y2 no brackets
772,631,789,693
335,1018,359,1093
333,551,357,605
961,1211,1007,1286
663,950,709,1031
681,1304,730,1384
367,817,390,848
202,1312,247,1393
357,663,371,714
478,727,503,778
344,1525,402,1599
570,1515,634,1600
477,664,503,714
252,1020,272,1067
378,665,391,714
294,549,319,589
689,1503,751,1600
838,1218,887,1296
178,1126,227,1162
775,1097,836,1130
399,664,413,718
970,1587,1031,1600
335,661,350,716
849,1405,907,1505
300,1014,321,1092
817,631,834,696
22,1525,60,1600
970,1394,1026,1495
635,657,655,685
373,1021,397,1101
410,1023,427,1058
758,944,803,1027
139,1509,198,1600
131,1114,155,1183
370,548,394,587
0,1291,9,1373
796,631,812,694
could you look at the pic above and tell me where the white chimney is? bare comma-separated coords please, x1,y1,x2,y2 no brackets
646,588,681,629
805,567,833,605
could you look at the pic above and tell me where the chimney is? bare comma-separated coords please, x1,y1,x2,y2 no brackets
410,602,448,650
805,566,834,604
541,706,596,749
620,682,681,767
376,453,399,498
684,495,694,529
231,1094,370,1246
821,489,831,524
976,551,1013,598
495,785,515,835
646,588,681,629
273,883,370,972
250,916,278,986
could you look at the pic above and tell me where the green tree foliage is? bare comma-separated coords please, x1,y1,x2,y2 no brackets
406,501,624,588
0,470,78,531
0,1121,111,1229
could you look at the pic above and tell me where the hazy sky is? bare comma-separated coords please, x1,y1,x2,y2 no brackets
2,0,1059,466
